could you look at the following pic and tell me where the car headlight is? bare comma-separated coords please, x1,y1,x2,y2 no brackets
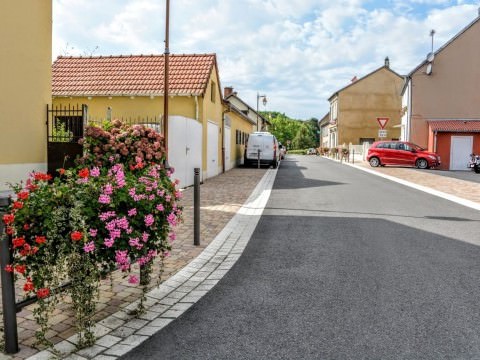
428,155,436,160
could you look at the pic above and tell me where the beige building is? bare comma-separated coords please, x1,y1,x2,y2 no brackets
402,14,480,170
223,87,262,168
0,1,52,191
327,58,404,148
318,113,330,149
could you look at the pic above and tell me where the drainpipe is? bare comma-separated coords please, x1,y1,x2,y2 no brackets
194,96,199,122
433,130,438,153
222,113,225,173
408,77,412,142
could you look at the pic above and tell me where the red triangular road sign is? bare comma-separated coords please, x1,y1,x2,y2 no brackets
377,117,389,129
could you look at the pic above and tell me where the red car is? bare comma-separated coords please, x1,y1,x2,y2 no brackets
367,141,441,169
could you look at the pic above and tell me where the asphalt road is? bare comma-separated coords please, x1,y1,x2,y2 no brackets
122,155,480,360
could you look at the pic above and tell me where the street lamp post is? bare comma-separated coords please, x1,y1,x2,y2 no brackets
256,92,267,131
163,0,170,163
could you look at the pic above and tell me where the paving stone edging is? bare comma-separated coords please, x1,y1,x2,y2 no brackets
27,168,277,360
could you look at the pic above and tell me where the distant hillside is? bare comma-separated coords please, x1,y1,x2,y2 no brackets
260,111,319,150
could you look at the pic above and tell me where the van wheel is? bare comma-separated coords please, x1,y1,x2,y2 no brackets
416,158,428,169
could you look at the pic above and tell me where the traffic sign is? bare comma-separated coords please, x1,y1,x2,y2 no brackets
377,117,389,129
378,129,387,138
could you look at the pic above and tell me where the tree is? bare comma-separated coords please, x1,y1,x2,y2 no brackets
292,123,317,149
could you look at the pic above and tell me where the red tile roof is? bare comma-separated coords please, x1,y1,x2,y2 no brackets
52,54,217,97
429,120,480,133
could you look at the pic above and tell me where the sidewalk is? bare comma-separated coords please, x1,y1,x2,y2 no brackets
3,167,269,360
350,160,480,209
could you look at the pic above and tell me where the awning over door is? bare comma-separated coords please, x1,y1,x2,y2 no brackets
429,120,480,132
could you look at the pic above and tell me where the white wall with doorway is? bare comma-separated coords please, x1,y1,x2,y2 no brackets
450,136,473,170
168,116,203,188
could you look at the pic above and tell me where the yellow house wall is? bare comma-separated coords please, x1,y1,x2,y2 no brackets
52,95,196,123
227,111,255,166
201,68,224,174
0,0,52,190
337,68,403,146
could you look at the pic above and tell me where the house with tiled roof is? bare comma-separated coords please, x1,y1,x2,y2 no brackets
0,1,52,192
52,53,224,187
401,12,480,170
222,87,262,169
327,58,404,149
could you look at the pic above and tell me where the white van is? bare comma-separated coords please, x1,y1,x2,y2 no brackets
244,132,280,168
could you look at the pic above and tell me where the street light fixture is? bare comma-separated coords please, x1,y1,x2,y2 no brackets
256,93,267,131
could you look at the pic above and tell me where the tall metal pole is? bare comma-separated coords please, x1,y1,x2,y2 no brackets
163,0,170,161
256,92,259,131
193,168,200,246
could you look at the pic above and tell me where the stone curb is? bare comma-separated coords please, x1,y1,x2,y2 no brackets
27,168,277,360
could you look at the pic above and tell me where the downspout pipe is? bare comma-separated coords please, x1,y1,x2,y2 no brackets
194,96,199,122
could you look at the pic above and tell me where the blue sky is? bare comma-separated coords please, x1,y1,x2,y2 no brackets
53,0,480,120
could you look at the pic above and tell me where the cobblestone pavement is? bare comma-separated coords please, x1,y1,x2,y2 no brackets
0,167,267,360
352,161,480,207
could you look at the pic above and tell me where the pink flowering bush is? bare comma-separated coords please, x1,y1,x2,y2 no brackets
2,121,182,348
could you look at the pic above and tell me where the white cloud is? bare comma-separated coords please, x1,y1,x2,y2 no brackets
53,0,480,119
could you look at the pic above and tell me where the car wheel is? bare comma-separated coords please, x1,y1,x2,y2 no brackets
369,157,381,167
416,158,428,169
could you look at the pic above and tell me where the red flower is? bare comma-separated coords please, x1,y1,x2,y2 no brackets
58,168,66,175
6,226,13,235
2,213,14,225
33,172,52,181
31,246,39,255
78,168,90,178
70,231,83,241
5,264,13,273
17,191,29,200
23,223,30,231
23,279,34,292
36,288,50,299
26,180,38,192
12,237,26,249
14,265,26,274
13,201,23,209
35,236,46,245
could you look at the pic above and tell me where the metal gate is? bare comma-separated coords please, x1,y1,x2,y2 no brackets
47,104,87,176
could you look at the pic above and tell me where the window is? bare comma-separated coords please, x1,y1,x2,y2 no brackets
211,81,216,103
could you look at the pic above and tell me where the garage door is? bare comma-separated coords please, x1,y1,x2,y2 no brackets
207,121,219,179
450,136,473,170
168,116,202,187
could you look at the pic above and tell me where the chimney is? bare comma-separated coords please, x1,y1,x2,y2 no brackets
385,56,390,68
224,86,234,98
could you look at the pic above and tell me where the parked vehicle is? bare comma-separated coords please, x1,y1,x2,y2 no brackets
469,153,480,173
278,143,286,160
306,148,317,155
367,140,441,169
244,132,280,168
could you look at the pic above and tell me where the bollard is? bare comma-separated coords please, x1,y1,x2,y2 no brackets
194,168,200,246
257,149,260,169
0,208,19,354
352,149,355,165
